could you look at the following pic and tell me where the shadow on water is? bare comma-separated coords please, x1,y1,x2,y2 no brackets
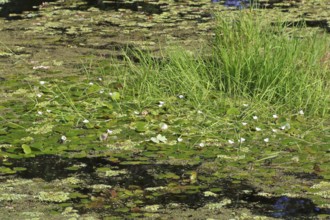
94,1,165,15
4,155,330,218
0,0,57,18
0,0,164,19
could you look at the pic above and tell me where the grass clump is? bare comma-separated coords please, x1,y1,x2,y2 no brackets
123,11,329,116
211,11,329,115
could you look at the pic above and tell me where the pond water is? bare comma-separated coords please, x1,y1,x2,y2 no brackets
0,0,329,219
5,154,330,218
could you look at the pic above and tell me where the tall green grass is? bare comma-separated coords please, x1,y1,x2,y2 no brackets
123,11,329,116
211,11,329,115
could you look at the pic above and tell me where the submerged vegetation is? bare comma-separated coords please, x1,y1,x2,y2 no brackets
0,0,330,219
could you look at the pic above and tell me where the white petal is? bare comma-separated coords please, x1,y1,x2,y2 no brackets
33,65,49,70
177,137,183,142
228,140,234,144
39,81,46,85
273,114,278,119
264,138,269,143
83,119,89,123
298,110,304,115
253,116,258,120
242,122,247,126
255,127,262,131
238,138,246,143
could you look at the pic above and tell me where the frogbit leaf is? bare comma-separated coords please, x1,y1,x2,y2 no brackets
22,144,32,154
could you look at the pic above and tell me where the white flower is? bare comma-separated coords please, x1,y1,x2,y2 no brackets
264,138,269,143
273,114,278,119
197,110,203,114
280,123,290,130
98,77,102,81
272,129,277,133
99,90,104,94
177,137,183,142
255,127,262,131
37,111,43,115
228,140,234,144
133,111,139,115
107,129,113,134
39,81,46,85
199,143,205,147
83,119,89,123
242,122,247,126
46,109,52,113
298,110,304,115
243,104,249,107
253,116,258,120
178,95,184,99
37,93,42,98
238,137,246,143
158,101,165,107
61,135,67,141
89,82,94,85
160,123,168,130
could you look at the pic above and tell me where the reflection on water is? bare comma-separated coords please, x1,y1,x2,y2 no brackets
272,196,330,218
224,0,251,8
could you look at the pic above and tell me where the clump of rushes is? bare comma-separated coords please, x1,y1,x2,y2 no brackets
211,11,329,115
123,10,329,116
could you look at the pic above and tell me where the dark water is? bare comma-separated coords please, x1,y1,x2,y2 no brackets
0,0,163,18
0,0,57,17
5,155,330,218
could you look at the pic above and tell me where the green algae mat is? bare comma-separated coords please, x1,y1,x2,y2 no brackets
0,0,330,219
